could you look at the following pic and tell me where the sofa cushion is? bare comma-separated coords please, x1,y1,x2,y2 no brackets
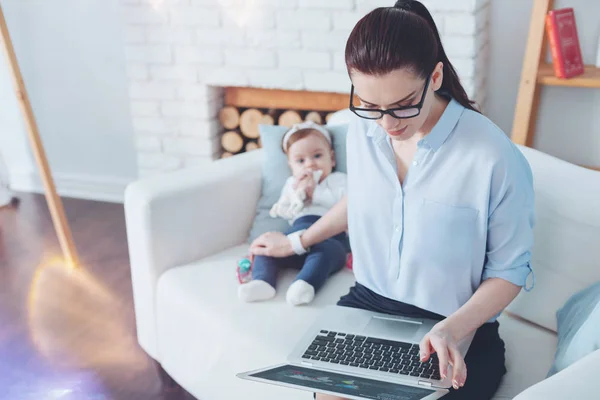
155,244,356,400
513,349,600,400
547,281,600,377
248,121,349,242
507,146,600,332
491,313,558,400
154,243,559,400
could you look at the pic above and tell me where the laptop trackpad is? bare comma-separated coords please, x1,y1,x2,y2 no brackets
363,316,421,339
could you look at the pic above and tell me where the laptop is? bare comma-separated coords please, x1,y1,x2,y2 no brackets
237,305,475,400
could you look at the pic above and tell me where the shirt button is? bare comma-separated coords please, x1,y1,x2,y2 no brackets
413,160,419,166
395,226,400,232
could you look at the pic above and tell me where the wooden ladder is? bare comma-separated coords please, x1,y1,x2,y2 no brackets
511,0,600,171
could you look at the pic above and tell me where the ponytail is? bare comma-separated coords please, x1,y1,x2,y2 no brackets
345,0,479,113
393,1,479,112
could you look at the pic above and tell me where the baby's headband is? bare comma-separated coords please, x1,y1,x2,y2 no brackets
282,121,332,151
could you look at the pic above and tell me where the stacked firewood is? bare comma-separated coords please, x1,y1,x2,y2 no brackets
218,106,336,158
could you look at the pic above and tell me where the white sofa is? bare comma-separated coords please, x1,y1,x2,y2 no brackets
124,141,600,400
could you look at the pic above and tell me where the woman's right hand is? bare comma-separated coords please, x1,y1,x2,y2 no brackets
250,232,294,258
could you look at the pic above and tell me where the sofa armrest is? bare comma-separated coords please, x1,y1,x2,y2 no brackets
514,349,600,400
124,150,262,359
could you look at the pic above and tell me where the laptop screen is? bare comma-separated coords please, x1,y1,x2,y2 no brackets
248,365,437,400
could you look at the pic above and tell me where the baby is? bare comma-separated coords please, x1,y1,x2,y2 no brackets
238,121,348,306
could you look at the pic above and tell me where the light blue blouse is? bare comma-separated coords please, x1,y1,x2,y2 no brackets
346,97,535,319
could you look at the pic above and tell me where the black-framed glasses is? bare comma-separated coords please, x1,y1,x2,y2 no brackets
349,73,432,120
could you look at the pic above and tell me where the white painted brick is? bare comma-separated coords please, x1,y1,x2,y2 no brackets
196,28,245,46
445,14,477,35
259,0,298,7
474,0,491,11
430,12,445,34
176,84,223,101
161,102,198,118
183,155,215,168
144,0,190,7
136,136,162,152
426,0,488,13
126,64,149,80
125,45,172,64
150,65,198,82
163,136,220,157
475,4,489,32
222,9,275,29
474,43,489,75
209,0,294,7
190,0,220,4
132,117,178,135
333,11,364,30
304,71,350,93
122,6,169,24
224,49,276,68
246,30,301,49
334,51,347,71
138,153,182,170
161,100,220,119
153,0,191,5
461,77,475,98
202,67,248,86
130,101,160,117
478,21,489,48
170,7,220,27
276,10,331,31
129,82,177,100
279,50,330,70
247,69,303,90
355,0,392,13
180,119,221,138
301,31,349,51
442,35,476,58
146,27,194,44
451,57,476,79
175,46,222,65
124,26,145,44
299,0,353,9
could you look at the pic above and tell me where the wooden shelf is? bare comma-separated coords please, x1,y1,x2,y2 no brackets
224,87,356,112
538,64,600,88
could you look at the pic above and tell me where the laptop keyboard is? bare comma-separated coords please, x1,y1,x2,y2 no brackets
301,330,441,381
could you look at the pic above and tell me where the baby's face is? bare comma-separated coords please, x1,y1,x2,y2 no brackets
287,132,335,182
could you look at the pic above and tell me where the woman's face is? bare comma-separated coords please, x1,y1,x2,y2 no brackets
350,63,443,142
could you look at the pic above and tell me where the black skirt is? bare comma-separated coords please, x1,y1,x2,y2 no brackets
332,283,508,400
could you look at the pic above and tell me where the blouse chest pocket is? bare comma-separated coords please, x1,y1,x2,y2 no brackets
405,198,480,270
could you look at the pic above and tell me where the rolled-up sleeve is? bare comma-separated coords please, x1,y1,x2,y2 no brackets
482,149,535,291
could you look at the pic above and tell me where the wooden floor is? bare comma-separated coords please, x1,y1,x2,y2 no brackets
0,193,195,400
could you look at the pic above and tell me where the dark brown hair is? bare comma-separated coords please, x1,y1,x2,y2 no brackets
345,0,479,113
282,128,334,153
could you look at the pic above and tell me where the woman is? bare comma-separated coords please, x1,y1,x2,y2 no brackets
250,1,535,399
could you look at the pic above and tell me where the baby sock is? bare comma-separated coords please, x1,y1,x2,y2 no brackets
286,280,315,306
238,280,276,302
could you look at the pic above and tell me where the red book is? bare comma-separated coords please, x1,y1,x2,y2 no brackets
545,8,585,79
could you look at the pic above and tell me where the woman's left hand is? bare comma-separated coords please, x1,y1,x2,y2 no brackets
249,231,294,258
419,324,467,390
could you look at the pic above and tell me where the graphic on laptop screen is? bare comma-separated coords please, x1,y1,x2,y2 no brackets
250,365,435,400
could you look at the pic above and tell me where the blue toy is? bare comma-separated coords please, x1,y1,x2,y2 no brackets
236,256,253,284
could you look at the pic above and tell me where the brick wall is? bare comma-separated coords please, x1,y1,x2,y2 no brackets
120,0,491,177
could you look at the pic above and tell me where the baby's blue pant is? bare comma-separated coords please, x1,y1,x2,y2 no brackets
251,215,349,292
